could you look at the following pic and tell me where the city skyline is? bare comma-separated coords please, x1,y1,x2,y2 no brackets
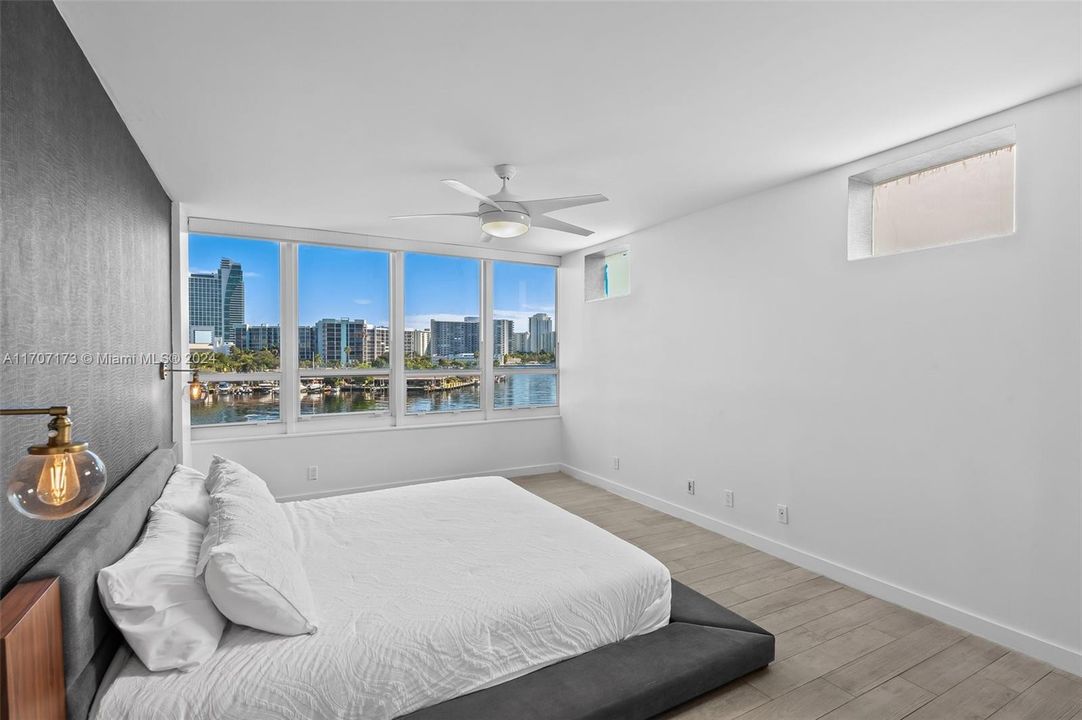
189,233,556,334
233,314,552,361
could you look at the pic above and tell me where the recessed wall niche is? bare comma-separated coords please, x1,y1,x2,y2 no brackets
585,247,630,302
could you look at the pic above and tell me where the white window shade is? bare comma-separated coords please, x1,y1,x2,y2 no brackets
872,146,1015,256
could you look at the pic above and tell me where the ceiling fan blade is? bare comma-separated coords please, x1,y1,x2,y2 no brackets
441,179,506,211
531,215,595,237
390,212,479,220
521,194,608,215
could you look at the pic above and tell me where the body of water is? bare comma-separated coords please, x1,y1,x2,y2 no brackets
190,374,556,426
493,374,558,409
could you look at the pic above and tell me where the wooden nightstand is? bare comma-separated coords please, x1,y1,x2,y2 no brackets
1,577,65,720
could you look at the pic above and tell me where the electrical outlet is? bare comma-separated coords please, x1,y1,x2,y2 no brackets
307,465,319,482
612,456,620,471
686,479,696,495
724,490,734,508
777,504,789,524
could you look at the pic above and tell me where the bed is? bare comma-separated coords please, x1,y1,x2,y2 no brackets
18,448,775,720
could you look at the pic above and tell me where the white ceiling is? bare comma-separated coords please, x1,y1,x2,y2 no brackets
59,1,1080,256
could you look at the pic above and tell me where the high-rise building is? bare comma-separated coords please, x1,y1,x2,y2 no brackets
430,317,480,358
188,257,246,344
512,332,530,353
404,328,430,357
219,258,245,335
364,326,390,363
298,325,316,363
233,324,280,352
188,273,222,341
218,323,317,363
315,318,368,366
465,317,480,356
529,313,555,353
493,319,514,359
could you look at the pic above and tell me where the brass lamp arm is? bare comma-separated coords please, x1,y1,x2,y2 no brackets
0,406,70,417
158,362,202,380
1,406,78,449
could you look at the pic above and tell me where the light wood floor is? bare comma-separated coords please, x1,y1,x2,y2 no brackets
514,472,1082,720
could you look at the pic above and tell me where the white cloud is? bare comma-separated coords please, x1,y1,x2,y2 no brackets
353,298,372,306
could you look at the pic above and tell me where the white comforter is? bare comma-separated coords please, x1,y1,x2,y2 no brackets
92,476,671,720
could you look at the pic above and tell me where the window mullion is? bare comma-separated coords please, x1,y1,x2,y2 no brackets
280,242,299,433
172,203,192,462
482,260,494,420
391,251,406,425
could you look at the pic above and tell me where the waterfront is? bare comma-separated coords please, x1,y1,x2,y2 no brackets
493,373,558,409
190,374,556,425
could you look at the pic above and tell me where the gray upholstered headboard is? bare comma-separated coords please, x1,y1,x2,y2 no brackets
20,447,178,720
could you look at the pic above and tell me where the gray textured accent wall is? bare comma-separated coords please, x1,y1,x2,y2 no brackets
1,1,172,593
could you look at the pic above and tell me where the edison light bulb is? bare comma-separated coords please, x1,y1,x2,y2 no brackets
37,453,80,506
7,449,107,520
189,380,205,402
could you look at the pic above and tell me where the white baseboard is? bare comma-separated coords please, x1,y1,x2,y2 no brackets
560,463,1082,675
276,463,561,502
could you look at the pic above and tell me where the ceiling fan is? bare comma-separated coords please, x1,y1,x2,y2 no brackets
392,164,608,242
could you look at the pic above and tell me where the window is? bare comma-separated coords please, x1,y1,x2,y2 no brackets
187,234,281,426
493,262,557,409
585,246,630,300
184,221,560,435
298,245,390,417
848,127,1016,260
872,147,1015,256
403,253,481,414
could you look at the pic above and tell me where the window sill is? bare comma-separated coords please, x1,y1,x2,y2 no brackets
190,409,560,444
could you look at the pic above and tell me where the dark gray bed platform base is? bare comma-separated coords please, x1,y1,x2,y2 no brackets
402,580,775,720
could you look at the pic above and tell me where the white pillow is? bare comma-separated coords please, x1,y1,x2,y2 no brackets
98,510,226,672
204,454,270,496
151,464,210,526
198,457,318,636
197,455,284,568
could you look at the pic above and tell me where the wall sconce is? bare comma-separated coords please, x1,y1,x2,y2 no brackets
1,406,107,520
159,362,205,401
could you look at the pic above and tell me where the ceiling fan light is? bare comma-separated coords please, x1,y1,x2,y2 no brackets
481,211,530,238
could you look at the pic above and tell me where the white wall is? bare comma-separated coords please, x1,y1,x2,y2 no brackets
191,417,561,500
559,88,1081,672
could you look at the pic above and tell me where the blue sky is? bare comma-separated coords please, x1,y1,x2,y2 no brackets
190,235,281,324
492,261,557,333
404,253,478,329
190,234,555,332
300,245,389,326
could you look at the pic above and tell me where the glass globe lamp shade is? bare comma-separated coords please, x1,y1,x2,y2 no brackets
189,379,205,402
7,446,107,520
